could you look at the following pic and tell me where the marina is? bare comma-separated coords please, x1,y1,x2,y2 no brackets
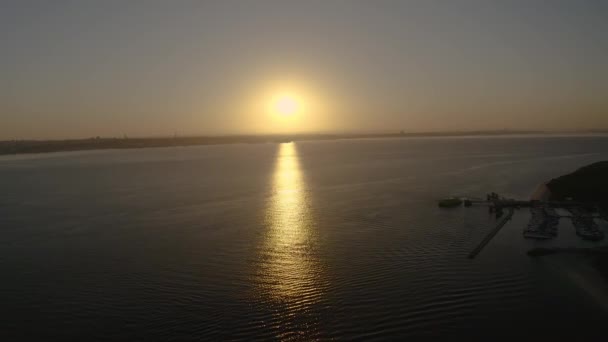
439,192,606,259
570,208,605,241
523,206,559,240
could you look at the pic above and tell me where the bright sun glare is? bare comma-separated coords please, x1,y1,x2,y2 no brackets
274,94,300,116
259,82,323,132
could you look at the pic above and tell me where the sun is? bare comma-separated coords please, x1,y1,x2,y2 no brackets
253,80,326,133
273,94,300,116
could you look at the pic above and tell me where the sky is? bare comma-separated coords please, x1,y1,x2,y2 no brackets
1,0,607,139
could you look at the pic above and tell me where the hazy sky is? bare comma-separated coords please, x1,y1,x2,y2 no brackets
2,0,607,139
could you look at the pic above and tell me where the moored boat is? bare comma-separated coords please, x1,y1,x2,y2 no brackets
438,197,463,208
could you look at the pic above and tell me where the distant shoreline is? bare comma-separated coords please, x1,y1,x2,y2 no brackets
1,130,606,156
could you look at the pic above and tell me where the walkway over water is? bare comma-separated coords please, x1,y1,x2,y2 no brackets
468,207,515,259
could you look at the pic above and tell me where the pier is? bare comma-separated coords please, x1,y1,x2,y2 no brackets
468,207,514,259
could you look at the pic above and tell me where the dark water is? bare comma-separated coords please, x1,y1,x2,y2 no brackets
2,135,608,340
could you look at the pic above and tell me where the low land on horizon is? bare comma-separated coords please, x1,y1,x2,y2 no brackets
1,130,606,156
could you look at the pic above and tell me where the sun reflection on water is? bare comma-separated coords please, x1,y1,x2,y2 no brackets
257,142,322,307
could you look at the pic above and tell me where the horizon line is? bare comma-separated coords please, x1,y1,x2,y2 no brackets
3,128,608,142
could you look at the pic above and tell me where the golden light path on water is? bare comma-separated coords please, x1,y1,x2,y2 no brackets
256,143,324,313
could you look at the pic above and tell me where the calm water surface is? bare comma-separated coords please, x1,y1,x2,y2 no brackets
1,135,608,340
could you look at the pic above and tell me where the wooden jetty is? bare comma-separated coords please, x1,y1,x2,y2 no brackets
468,207,514,259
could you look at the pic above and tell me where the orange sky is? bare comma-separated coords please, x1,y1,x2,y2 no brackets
2,1,607,139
